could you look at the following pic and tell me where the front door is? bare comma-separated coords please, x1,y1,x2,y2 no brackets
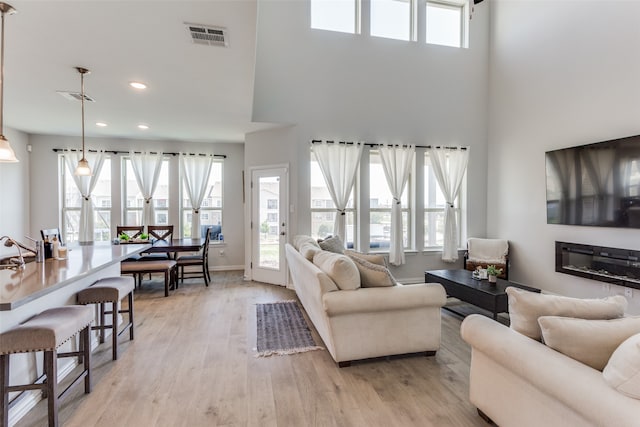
251,167,288,285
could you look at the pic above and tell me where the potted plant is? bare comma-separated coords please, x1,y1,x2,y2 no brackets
119,233,130,242
139,233,149,241
486,265,503,283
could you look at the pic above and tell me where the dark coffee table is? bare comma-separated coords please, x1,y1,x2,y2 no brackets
425,269,540,320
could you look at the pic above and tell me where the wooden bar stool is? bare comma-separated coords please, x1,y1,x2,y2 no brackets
76,276,135,361
120,260,177,297
0,306,93,427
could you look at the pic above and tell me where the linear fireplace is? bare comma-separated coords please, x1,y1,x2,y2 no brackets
556,241,640,290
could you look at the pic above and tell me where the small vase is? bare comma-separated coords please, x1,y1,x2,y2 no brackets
488,275,497,283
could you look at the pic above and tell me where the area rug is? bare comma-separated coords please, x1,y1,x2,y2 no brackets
255,300,324,357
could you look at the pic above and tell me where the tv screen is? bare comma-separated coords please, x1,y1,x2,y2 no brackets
545,134,640,228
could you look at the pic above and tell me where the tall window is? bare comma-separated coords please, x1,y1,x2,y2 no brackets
425,1,464,48
369,151,411,250
310,159,356,246
61,155,112,243
311,0,359,34
181,161,223,238
123,157,170,225
423,151,461,248
371,0,413,41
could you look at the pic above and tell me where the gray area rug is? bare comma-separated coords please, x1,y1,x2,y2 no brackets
256,300,323,357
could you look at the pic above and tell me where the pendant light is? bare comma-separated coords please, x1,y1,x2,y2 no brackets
0,2,17,163
74,67,91,176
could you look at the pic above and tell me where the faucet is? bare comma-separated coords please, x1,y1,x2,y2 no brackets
0,236,26,270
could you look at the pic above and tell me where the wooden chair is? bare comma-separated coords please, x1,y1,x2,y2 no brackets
463,238,509,280
176,227,212,286
116,225,144,240
139,225,174,261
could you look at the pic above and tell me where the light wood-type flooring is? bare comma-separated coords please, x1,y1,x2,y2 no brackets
14,271,488,427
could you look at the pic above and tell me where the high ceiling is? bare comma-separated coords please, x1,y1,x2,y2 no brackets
3,0,274,144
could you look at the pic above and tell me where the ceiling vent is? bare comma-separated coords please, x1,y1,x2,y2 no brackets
57,91,95,102
185,23,228,47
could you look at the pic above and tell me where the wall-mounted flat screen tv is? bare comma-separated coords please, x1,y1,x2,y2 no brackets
545,134,640,228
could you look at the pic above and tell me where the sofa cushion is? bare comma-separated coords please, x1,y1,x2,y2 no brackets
346,254,396,287
293,235,320,251
506,287,627,340
603,333,640,399
313,250,360,291
299,242,321,261
317,235,345,254
538,316,640,371
344,249,386,266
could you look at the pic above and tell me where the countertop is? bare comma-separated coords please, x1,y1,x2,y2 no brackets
0,242,150,311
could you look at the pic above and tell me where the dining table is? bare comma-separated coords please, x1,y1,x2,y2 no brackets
128,237,206,259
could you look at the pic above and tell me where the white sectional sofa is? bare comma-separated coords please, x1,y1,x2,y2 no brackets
285,241,446,365
461,314,640,427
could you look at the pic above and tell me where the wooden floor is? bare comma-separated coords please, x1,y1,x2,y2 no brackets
14,272,488,427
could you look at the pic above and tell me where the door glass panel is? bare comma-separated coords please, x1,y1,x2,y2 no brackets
258,175,280,269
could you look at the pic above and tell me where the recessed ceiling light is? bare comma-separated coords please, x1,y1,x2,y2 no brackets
137,124,149,130
96,122,107,127
129,81,147,90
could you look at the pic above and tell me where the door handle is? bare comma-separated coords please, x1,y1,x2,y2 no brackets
280,231,286,236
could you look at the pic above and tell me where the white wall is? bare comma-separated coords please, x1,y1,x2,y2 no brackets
248,0,491,281
0,127,30,257
28,134,245,269
488,1,640,313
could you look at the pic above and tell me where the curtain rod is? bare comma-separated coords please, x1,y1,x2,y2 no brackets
52,148,226,158
310,139,468,150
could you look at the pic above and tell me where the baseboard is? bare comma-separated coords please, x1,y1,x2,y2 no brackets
209,265,244,272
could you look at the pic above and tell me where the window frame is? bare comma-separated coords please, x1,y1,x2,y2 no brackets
370,0,417,42
310,0,361,34
179,159,224,239
425,0,467,48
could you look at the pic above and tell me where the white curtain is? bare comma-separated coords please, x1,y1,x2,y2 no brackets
180,154,214,238
64,150,106,242
129,151,164,227
312,141,363,243
428,147,469,262
378,144,415,266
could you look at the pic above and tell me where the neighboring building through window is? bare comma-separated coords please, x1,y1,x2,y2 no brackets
61,155,112,243
311,0,359,34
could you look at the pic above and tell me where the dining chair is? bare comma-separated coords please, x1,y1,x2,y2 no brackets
176,226,212,286
116,225,144,240
139,225,174,261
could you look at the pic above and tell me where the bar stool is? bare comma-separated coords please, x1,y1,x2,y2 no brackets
0,305,93,427
76,276,135,361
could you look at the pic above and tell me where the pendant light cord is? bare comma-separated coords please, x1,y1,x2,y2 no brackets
80,69,85,160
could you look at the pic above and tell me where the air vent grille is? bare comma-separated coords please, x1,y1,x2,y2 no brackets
57,91,95,102
186,23,228,47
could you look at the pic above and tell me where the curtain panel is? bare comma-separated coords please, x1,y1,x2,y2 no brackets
180,154,215,238
428,147,469,262
64,150,106,242
129,151,164,227
312,141,364,244
378,144,415,266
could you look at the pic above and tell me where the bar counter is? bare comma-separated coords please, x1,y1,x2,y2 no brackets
0,242,149,328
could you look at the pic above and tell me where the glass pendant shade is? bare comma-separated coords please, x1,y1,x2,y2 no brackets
74,157,91,176
0,135,18,162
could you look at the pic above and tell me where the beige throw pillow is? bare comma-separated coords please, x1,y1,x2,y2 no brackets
317,236,345,254
293,235,320,251
506,287,627,340
344,249,386,266
312,250,360,291
347,255,396,288
538,316,640,371
299,242,321,261
603,333,640,399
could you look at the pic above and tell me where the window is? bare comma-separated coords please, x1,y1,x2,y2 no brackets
310,159,356,246
371,0,413,41
369,151,411,250
181,161,223,238
61,155,112,243
123,157,170,226
311,0,359,34
423,151,462,248
425,1,464,48
267,199,278,209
